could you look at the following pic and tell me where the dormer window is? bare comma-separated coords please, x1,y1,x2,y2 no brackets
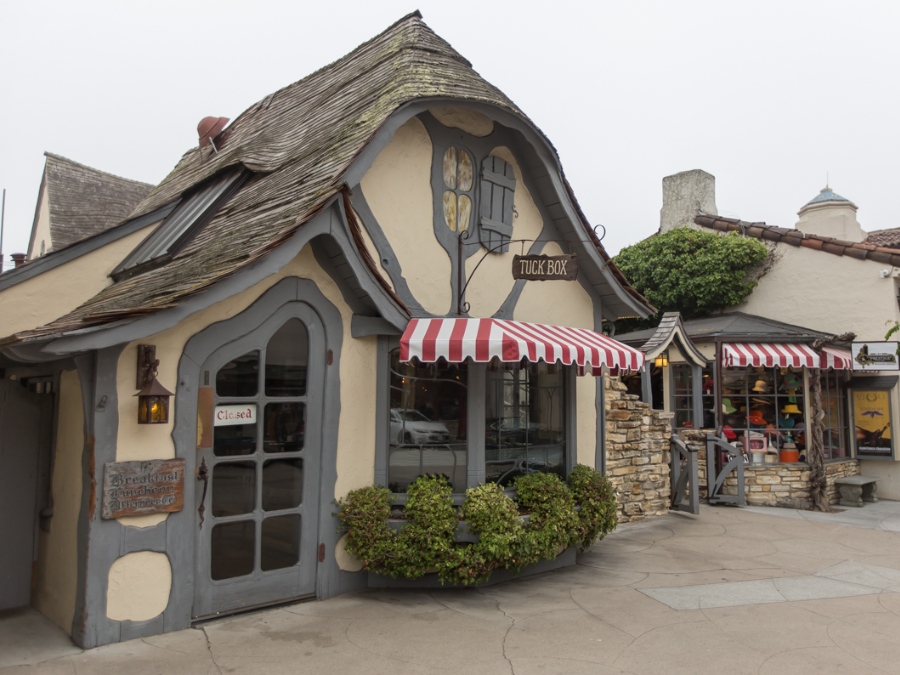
113,168,247,279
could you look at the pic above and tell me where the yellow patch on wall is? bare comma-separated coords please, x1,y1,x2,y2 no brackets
429,106,494,137
106,551,172,622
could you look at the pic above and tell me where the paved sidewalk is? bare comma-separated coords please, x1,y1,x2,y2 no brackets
3,502,899,674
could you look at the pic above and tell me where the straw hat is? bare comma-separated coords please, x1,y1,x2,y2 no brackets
781,403,802,415
752,379,770,393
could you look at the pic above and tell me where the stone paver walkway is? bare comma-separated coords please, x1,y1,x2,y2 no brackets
3,502,899,674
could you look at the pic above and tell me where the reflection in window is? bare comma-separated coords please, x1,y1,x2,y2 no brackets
214,422,256,457
485,362,565,486
211,520,255,580
264,402,305,453
388,349,467,492
442,146,474,233
671,363,694,430
265,319,308,396
216,351,259,397
822,371,848,459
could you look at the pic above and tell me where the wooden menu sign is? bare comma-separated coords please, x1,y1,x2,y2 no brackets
102,458,185,519
512,254,578,281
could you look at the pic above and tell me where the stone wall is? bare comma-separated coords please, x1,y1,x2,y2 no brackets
605,377,673,522
678,430,859,508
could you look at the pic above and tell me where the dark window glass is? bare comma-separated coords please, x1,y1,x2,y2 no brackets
261,515,300,571
211,520,255,580
214,421,256,457
265,319,308,396
212,462,256,516
388,350,467,492
671,363,693,429
216,352,259,397
823,371,848,459
485,362,565,486
264,402,305,453
262,459,304,511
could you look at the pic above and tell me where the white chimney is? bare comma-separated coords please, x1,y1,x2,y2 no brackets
660,169,717,233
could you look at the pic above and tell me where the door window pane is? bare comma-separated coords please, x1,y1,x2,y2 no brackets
671,363,693,429
211,520,255,580
388,350,467,492
214,422,256,456
262,459,304,511
266,319,308,396
264,403,305,453
212,462,256,516
485,362,565,486
216,352,259,397
261,515,300,571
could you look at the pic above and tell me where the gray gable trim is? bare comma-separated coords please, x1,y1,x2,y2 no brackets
342,99,652,320
0,203,176,293
38,202,408,355
640,312,708,367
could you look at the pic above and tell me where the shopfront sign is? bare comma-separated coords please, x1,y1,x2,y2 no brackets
851,342,899,371
851,390,894,459
214,403,257,426
102,458,185,519
512,254,578,281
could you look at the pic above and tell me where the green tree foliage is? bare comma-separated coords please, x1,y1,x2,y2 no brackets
613,228,768,329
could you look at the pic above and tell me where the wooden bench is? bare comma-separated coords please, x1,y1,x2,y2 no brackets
833,476,878,507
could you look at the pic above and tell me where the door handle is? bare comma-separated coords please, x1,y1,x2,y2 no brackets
197,457,209,529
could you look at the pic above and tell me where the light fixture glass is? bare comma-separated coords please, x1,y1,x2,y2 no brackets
135,375,174,424
654,352,669,368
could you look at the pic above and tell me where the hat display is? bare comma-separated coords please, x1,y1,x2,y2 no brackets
721,425,737,441
722,398,737,414
748,410,767,425
752,379,770,393
781,403,802,415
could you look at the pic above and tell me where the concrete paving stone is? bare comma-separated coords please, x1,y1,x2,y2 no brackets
558,560,650,588
772,536,866,560
772,576,878,602
582,546,723,575
750,551,846,575
509,657,635,675
501,608,634,665
858,553,900,571
825,611,900,672
816,560,900,590
613,619,765,675
631,568,785,590
569,585,707,638
876,591,900,615
791,592,894,619
639,579,786,610
0,609,80,669
700,602,839,657
662,533,781,558
717,522,795,541
478,582,582,620
758,646,885,675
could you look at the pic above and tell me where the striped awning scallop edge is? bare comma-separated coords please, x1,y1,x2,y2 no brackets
399,318,644,374
722,343,853,370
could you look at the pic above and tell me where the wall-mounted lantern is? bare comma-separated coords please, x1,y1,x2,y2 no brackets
654,352,669,368
135,344,174,424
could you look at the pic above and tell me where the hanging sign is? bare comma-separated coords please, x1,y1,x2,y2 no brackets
214,403,257,426
512,254,578,281
102,458,185,519
851,342,899,371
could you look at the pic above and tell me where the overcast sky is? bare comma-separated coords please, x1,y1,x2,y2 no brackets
2,1,898,272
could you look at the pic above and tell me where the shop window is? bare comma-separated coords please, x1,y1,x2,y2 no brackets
485,362,565,486
386,351,568,492
721,367,805,458
388,350,468,492
822,371,848,459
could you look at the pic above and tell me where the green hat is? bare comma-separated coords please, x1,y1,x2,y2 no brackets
722,398,737,414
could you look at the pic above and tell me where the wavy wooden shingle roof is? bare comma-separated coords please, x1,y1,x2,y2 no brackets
36,153,152,252
7,12,649,346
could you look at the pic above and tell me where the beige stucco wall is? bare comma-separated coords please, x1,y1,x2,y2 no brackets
33,368,82,635
106,552,172,621
465,147,546,318
1,224,158,339
738,244,899,340
360,116,451,315
28,183,52,259
429,106,494,137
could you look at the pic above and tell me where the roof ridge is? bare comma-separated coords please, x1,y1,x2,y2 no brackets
43,152,153,188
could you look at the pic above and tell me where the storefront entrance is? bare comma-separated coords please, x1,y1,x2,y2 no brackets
192,304,325,619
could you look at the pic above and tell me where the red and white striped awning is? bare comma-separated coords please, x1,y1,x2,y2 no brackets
821,346,853,370
721,343,820,368
400,318,644,373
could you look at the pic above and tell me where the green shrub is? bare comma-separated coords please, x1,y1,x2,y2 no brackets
336,465,618,585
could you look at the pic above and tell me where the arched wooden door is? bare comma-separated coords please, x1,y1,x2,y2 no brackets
192,303,324,619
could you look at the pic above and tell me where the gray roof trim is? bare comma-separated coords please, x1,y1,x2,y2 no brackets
343,98,653,320
33,200,409,355
638,312,707,367
0,203,176,292
616,311,832,345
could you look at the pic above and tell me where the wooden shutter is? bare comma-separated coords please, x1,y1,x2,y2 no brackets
479,156,516,252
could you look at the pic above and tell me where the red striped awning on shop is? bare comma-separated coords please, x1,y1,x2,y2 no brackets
821,346,853,370
721,342,820,368
399,318,644,373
